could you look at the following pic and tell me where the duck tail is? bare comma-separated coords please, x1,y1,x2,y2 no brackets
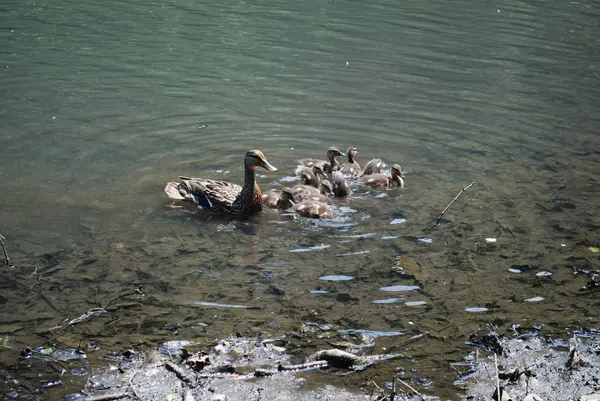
164,182,186,200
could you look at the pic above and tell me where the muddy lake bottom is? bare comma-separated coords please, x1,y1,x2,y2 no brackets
1,168,599,399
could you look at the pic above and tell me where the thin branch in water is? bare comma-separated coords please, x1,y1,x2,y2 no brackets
0,234,14,267
436,181,475,225
27,266,38,279
173,228,185,245
395,378,426,401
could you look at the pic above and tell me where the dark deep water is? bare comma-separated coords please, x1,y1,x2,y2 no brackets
1,0,599,398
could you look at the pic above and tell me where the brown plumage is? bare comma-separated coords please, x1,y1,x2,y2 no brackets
292,180,333,203
298,147,345,174
361,158,387,176
291,200,334,219
262,187,295,209
359,164,404,189
332,171,353,197
339,145,361,176
164,150,278,216
295,165,326,187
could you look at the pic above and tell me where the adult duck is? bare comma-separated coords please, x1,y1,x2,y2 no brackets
360,164,404,189
298,146,345,174
339,145,361,176
164,150,277,216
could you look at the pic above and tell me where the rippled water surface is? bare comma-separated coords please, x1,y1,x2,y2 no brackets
1,0,599,398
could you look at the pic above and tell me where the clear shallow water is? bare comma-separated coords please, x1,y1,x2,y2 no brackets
1,0,599,398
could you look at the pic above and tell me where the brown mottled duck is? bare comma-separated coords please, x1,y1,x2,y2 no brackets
359,164,404,189
292,180,333,203
290,199,334,219
164,150,277,216
361,158,387,176
295,164,327,187
339,145,361,176
262,187,295,209
332,171,353,197
298,146,345,174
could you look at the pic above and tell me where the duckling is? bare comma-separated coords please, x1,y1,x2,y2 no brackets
360,164,404,188
294,164,326,187
339,145,361,176
298,147,345,174
332,171,353,197
292,180,333,203
262,187,296,209
361,158,387,176
290,200,334,219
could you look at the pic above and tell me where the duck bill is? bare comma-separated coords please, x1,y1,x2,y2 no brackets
338,152,345,157
262,160,278,172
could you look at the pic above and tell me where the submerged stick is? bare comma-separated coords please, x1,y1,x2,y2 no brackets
436,181,475,225
396,378,425,401
0,234,13,267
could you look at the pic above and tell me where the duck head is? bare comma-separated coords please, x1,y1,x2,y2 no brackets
280,187,296,205
245,150,277,172
390,164,404,187
311,165,327,177
326,146,345,158
319,179,333,196
346,145,358,162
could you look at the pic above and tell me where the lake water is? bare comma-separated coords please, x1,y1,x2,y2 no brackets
1,0,599,398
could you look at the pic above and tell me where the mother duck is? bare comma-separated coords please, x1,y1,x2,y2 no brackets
164,150,277,216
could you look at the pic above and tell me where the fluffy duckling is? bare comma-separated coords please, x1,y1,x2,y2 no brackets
360,164,404,188
361,158,387,176
332,171,353,197
262,187,296,209
292,180,333,203
290,200,334,219
339,145,361,176
295,164,326,187
298,147,345,174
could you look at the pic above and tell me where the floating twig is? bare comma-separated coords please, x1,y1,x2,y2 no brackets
396,378,426,401
0,234,14,267
436,181,475,225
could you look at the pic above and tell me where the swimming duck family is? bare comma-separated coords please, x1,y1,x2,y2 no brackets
164,146,405,219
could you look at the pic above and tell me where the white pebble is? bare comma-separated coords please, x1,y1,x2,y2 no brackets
485,238,497,243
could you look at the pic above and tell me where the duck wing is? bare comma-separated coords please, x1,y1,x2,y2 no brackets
165,177,242,209
359,173,388,188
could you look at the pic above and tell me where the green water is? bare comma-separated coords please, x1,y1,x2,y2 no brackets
1,0,599,398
